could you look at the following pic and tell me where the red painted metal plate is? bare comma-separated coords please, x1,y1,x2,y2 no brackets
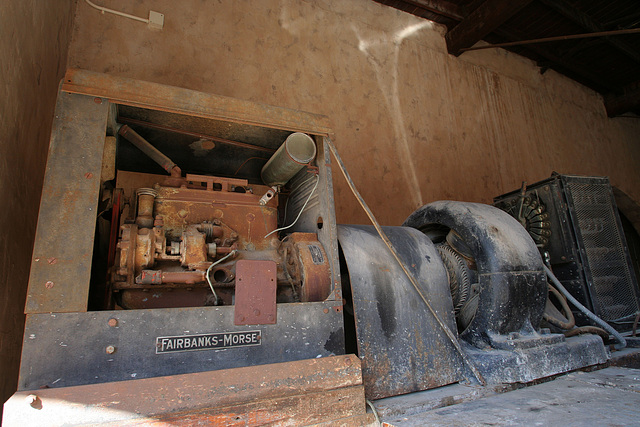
234,260,277,325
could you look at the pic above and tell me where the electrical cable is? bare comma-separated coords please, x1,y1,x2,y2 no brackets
543,264,626,349
366,399,381,426
325,137,487,386
264,174,319,238
85,0,149,24
543,282,575,330
205,250,238,305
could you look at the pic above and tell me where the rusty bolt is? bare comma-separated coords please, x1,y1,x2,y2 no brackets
106,345,116,354
107,318,118,327
345,357,352,366
94,97,102,104
25,394,39,407
85,172,93,179
323,308,329,314
253,309,261,316
45,281,54,289
47,258,57,265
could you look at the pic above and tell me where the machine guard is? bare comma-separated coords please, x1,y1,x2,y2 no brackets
338,225,464,399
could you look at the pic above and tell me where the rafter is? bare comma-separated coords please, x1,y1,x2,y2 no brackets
445,0,534,56
605,84,640,117
539,0,640,64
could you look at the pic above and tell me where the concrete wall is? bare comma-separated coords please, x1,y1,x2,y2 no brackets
0,0,76,409
67,0,640,226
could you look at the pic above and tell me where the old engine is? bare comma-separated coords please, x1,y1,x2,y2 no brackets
112,172,331,311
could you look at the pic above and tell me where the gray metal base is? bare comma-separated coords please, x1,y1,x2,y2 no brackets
464,334,609,385
378,366,640,426
18,301,344,390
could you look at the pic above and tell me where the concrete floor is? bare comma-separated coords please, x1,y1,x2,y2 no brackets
375,366,640,426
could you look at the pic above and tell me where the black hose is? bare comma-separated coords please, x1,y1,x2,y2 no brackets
544,265,626,349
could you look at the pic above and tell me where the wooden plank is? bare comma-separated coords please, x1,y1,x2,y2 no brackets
445,0,534,56
62,69,332,136
25,89,108,314
304,412,377,427
119,386,367,426
5,355,363,426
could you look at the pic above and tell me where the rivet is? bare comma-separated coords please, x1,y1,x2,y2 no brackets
45,281,54,289
106,345,116,354
107,318,118,327
94,97,102,104
85,172,93,179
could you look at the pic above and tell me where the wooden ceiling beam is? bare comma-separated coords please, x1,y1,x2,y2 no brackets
445,0,534,56
374,0,617,93
493,26,617,93
539,0,640,64
605,84,640,117
400,0,464,20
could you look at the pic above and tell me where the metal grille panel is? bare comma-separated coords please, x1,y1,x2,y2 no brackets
565,180,640,321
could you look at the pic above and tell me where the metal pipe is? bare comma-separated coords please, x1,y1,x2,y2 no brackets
118,125,181,177
118,117,276,154
135,188,157,228
261,133,316,186
136,270,206,285
461,27,640,52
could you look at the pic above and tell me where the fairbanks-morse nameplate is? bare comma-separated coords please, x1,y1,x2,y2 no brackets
156,330,262,354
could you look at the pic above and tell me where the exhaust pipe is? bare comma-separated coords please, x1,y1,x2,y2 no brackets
261,133,316,186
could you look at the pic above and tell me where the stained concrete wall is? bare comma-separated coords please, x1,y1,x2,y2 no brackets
0,0,76,410
67,0,640,226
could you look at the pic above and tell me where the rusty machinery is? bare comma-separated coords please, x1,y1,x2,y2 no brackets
111,128,330,313
3,70,613,425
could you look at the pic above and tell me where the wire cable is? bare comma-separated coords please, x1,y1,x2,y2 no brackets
264,174,319,238
85,0,149,24
366,399,381,425
543,264,626,349
325,137,487,386
205,250,238,305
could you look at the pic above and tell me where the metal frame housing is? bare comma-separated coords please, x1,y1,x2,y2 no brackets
19,69,344,390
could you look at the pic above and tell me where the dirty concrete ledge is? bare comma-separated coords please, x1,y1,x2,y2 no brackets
374,348,640,426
